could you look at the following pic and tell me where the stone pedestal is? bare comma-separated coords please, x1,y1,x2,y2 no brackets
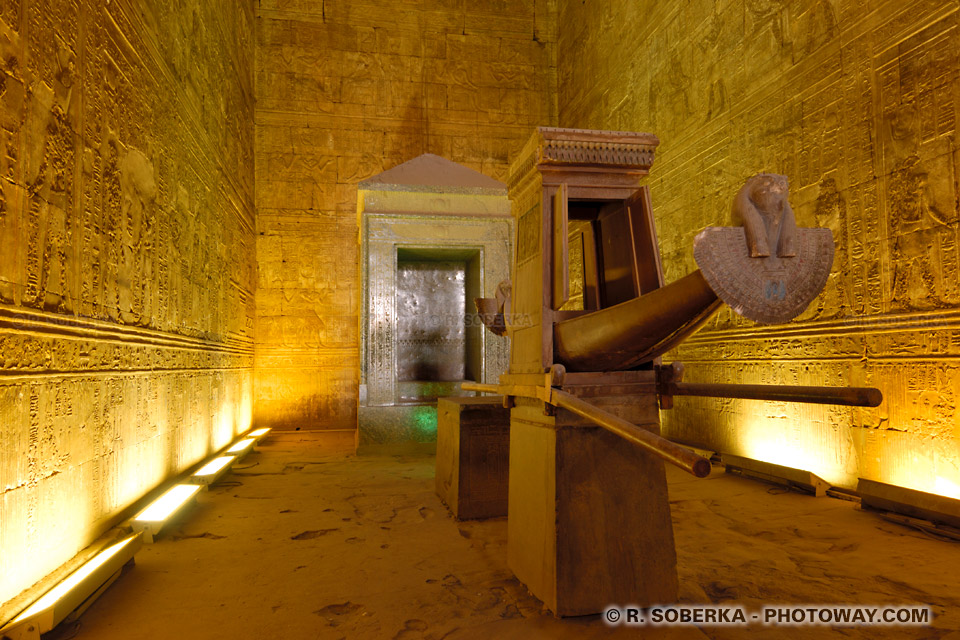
506,375,678,616
435,396,510,520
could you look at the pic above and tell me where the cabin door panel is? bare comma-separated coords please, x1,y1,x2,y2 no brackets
596,203,638,307
625,186,665,295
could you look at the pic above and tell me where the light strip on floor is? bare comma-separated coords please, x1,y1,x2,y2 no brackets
134,485,203,523
194,456,234,477
190,456,236,487
722,454,829,497
2,436,274,637
858,477,960,529
2,534,141,638
226,438,256,457
131,484,202,543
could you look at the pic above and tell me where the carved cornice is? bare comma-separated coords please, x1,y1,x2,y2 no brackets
508,127,660,190
538,130,659,168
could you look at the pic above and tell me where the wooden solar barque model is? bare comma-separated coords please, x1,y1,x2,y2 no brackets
463,127,882,616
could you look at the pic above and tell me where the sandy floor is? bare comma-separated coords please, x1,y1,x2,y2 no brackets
55,434,960,640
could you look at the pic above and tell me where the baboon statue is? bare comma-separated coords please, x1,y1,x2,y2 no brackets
732,173,797,258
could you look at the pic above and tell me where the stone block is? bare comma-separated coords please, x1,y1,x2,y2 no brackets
435,396,510,520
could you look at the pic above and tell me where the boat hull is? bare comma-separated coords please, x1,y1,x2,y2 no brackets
553,270,722,372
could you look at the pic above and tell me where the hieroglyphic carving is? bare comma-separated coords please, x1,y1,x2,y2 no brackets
0,0,256,611
516,205,540,265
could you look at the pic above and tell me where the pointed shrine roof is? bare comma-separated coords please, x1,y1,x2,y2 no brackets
360,154,506,193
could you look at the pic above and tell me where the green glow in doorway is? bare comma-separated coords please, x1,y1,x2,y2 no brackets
412,406,437,438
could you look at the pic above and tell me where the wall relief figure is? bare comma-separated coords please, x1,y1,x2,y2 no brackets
746,0,789,49
794,0,838,58
881,98,960,311
810,177,849,319
888,154,956,311
118,147,157,326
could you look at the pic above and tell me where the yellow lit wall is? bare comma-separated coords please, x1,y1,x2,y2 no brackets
558,1,960,494
0,0,255,608
254,0,558,430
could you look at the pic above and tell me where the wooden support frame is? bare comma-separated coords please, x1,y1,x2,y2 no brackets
552,183,569,310
551,184,665,313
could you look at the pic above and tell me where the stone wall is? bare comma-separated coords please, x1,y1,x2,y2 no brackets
558,1,960,493
255,0,557,430
0,0,255,608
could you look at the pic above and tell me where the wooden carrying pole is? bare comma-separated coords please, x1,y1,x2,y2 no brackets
461,377,883,477
461,382,500,394
461,381,712,478
551,389,712,478
664,382,882,407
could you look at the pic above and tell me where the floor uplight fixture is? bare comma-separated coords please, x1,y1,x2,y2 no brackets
722,453,829,497
189,456,236,487
245,428,271,452
858,477,960,531
131,484,203,543
0,533,141,640
226,437,256,460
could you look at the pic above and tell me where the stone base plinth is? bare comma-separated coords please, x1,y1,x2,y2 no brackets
507,383,678,616
435,396,510,520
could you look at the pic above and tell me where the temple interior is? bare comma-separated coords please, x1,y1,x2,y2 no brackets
2,0,960,638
